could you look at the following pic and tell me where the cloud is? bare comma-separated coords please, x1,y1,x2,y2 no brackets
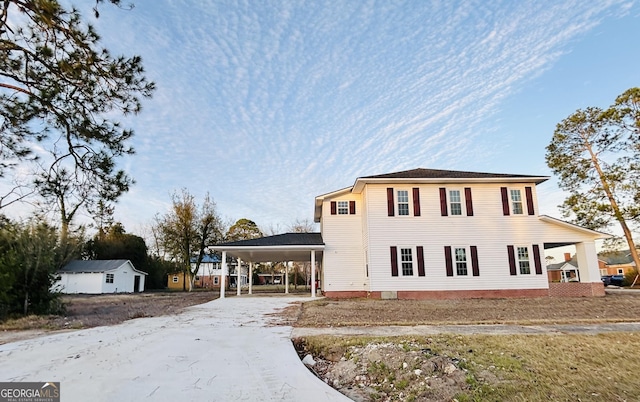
4,0,633,231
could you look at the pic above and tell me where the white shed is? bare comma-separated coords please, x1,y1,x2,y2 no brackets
54,260,147,294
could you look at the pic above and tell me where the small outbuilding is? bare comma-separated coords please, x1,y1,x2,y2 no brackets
54,260,147,294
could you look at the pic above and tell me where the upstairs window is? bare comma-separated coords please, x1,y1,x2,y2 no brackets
106,273,115,284
337,201,349,215
517,247,531,274
400,248,413,276
440,187,473,216
510,189,524,215
449,190,462,215
330,200,356,215
455,248,468,276
397,190,409,216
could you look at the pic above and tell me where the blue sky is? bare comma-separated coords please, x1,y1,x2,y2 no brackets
9,1,640,236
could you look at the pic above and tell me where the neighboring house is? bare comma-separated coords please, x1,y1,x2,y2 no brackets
166,255,248,289
54,260,147,294
547,261,580,283
604,262,636,276
313,168,609,299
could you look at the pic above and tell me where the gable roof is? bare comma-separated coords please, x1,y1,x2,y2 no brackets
59,260,147,275
547,261,578,271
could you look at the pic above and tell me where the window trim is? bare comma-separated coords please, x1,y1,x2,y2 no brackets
400,247,414,276
449,189,463,216
454,247,468,276
106,273,115,284
516,246,531,275
214,276,219,285
510,188,524,215
397,190,410,216
337,200,349,215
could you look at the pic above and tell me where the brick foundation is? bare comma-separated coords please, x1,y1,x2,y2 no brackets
325,284,606,299
548,282,605,297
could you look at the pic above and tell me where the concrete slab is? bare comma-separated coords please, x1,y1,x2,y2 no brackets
0,296,350,402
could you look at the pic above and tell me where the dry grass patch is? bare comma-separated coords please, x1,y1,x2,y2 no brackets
0,291,218,333
297,333,640,401
296,294,640,327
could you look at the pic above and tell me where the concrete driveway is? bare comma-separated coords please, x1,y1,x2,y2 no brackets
0,296,350,402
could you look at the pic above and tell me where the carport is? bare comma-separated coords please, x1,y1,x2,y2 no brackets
209,233,324,298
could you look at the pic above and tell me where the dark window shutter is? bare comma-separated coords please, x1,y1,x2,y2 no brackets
390,246,398,277
525,187,535,215
533,244,543,275
501,187,510,216
507,245,517,275
413,188,421,216
349,200,356,215
330,201,337,215
387,188,395,216
465,187,474,216
444,246,453,277
439,188,448,216
417,246,425,276
471,245,479,276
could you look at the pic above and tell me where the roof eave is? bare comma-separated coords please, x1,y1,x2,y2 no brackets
538,215,612,239
352,176,549,192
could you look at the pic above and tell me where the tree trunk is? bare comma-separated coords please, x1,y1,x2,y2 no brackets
584,137,640,281
23,291,28,316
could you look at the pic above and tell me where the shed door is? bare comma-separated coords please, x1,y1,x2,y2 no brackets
134,275,141,292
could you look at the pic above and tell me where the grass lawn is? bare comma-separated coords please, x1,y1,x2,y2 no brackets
301,333,639,401
293,293,640,401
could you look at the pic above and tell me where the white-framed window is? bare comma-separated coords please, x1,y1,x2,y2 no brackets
400,248,413,276
510,189,524,215
455,248,468,276
517,247,531,274
337,201,349,215
618,268,624,274
449,190,462,215
600,269,608,276
214,276,219,285
106,273,114,284
397,190,409,216
172,276,179,283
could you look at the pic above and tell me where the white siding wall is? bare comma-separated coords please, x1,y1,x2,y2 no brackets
56,273,103,294
364,183,601,292
321,194,366,292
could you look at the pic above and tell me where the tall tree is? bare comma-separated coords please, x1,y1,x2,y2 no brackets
155,190,223,291
0,1,154,236
0,216,76,317
226,218,263,242
545,87,640,280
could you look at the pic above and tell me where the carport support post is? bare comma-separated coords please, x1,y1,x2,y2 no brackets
220,251,226,299
575,241,600,282
237,258,242,296
311,250,316,298
285,261,289,294
248,262,253,295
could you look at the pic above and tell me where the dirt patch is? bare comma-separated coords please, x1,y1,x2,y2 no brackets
295,293,640,327
294,337,498,402
0,291,218,344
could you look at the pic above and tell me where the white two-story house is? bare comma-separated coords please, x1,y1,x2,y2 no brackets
314,168,608,299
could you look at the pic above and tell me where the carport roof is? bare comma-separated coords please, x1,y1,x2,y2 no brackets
209,232,324,262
